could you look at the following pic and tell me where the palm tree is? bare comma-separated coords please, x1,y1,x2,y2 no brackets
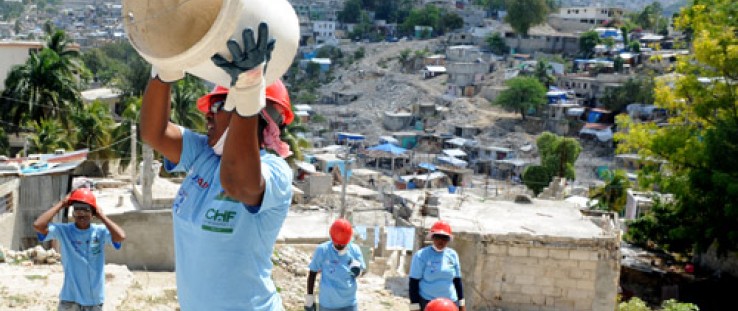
533,61,555,88
71,101,116,159
111,97,141,174
28,118,72,154
1,26,87,130
170,75,207,132
590,169,632,213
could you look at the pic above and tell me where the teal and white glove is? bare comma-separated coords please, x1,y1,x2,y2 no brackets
304,294,316,311
150,66,184,83
211,22,276,117
349,259,362,278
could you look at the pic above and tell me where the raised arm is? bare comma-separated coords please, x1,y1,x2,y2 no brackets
94,207,126,243
220,114,265,206
140,77,183,163
33,198,67,235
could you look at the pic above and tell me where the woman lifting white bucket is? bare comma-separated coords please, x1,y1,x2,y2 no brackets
122,0,299,86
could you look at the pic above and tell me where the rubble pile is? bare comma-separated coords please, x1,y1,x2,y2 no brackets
0,245,61,265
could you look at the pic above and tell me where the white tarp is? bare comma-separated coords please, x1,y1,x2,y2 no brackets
445,137,467,146
442,149,467,157
438,156,467,167
579,127,613,142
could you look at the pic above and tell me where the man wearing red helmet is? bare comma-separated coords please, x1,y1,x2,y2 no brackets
409,220,466,311
305,219,366,311
426,298,459,311
33,187,126,311
141,23,294,310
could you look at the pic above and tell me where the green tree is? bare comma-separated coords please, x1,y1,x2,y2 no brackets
590,169,631,212
170,75,207,132
71,101,115,160
0,127,10,156
503,0,548,48
629,41,641,53
618,297,698,311
537,132,582,180
110,97,141,174
579,30,600,58
615,0,738,254
338,0,362,23
28,118,72,154
400,5,441,36
438,12,464,34
522,165,549,196
1,49,83,129
486,32,509,55
614,56,624,72
602,77,654,113
532,60,554,88
494,76,547,120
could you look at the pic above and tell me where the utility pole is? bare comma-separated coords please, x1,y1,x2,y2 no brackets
340,143,349,219
142,144,153,209
130,124,137,186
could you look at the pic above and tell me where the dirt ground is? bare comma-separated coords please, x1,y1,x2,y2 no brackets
0,245,408,311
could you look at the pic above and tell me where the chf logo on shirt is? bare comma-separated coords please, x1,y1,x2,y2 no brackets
201,208,238,233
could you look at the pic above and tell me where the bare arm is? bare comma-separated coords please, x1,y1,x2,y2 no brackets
33,198,67,235
140,77,183,163
94,209,126,243
220,114,265,206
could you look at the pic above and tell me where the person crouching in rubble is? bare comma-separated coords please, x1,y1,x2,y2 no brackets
409,220,466,311
140,22,294,310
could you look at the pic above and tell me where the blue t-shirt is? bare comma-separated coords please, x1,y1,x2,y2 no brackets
164,128,293,311
408,246,462,302
38,223,118,306
308,241,366,309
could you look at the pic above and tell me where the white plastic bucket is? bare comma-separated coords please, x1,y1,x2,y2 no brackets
122,0,299,86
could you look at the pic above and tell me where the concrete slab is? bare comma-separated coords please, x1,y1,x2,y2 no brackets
396,189,605,239
277,212,331,243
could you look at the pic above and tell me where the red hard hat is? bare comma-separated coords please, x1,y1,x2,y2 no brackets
265,79,294,125
426,298,459,311
329,218,353,245
197,85,229,113
428,220,453,239
68,188,97,210
196,81,294,126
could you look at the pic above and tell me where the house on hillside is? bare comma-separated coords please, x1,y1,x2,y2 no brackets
445,45,491,97
548,7,625,32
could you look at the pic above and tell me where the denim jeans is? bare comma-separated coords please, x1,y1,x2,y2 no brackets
318,304,358,311
58,301,103,311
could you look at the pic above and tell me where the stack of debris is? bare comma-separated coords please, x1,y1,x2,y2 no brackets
0,245,61,265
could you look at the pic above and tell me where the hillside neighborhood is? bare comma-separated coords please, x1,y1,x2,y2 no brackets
0,0,736,311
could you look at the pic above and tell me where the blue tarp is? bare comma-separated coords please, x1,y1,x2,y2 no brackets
588,111,603,123
367,143,408,155
419,162,437,171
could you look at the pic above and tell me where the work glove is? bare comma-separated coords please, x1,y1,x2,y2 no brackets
349,258,362,278
304,294,316,311
150,66,184,83
211,22,276,117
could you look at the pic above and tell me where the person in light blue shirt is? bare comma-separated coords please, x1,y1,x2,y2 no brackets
33,188,126,311
305,219,366,311
141,23,295,310
409,220,466,311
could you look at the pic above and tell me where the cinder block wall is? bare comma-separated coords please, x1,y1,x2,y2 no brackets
105,210,174,271
453,233,620,311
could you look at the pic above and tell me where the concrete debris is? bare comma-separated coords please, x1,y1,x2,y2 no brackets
1,245,61,265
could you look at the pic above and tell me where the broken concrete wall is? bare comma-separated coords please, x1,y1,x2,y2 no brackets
0,176,19,248
453,232,620,311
